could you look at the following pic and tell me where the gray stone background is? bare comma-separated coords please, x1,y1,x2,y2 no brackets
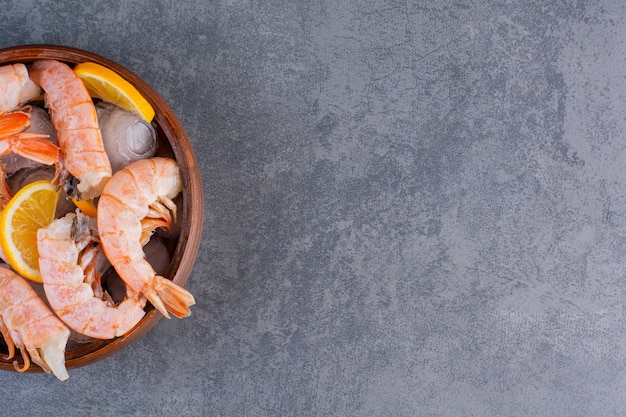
1,0,626,416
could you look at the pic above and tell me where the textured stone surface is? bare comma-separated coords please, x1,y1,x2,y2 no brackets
2,1,626,415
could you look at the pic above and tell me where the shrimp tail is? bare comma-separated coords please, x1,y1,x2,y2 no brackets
17,316,69,380
147,276,196,319
35,331,70,381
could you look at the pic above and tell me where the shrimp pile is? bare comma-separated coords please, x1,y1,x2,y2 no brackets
0,60,195,380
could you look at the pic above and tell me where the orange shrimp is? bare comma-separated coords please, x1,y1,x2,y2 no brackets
37,211,147,339
0,63,42,113
29,60,112,200
97,157,195,319
0,266,70,380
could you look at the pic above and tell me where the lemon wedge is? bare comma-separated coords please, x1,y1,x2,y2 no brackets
0,180,60,283
74,62,155,123
71,197,98,217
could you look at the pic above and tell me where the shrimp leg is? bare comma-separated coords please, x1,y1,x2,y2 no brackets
0,110,60,166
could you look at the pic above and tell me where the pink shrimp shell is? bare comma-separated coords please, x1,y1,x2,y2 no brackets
0,266,70,380
97,157,195,319
28,59,111,199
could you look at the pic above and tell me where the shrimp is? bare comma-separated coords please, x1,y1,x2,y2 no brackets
0,266,70,380
97,157,195,319
0,63,42,113
37,211,147,339
29,60,112,200
0,109,60,166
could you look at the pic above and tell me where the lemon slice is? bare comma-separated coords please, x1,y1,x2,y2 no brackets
0,180,60,283
71,197,98,217
74,62,155,123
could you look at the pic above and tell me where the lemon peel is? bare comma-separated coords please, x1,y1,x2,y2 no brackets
0,180,59,283
74,62,155,123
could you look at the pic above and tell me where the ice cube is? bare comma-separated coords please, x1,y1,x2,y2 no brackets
96,102,157,172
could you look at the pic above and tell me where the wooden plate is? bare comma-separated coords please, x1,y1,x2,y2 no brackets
0,44,203,372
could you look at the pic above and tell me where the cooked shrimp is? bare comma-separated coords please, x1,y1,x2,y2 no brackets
97,157,195,319
0,63,41,113
29,60,111,200
0,266,70,380
0,109,59,166
37,211,147,339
